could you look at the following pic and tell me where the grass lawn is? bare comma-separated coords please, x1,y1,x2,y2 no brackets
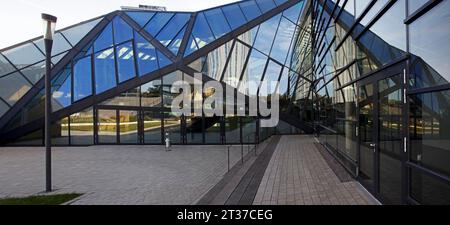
0,193,82,205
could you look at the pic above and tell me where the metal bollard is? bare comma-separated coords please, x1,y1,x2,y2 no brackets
165,132,171,152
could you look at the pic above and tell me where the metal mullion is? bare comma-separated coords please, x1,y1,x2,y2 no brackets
178,13,197,59
153,13,177,38
141,12,158,32
0,96,11,108
354,0,397,41
219,40,237,82
111,20,120,88
164,23,188,52
404,0,442,25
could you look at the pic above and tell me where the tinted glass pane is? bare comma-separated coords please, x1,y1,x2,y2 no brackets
126,11,155,27
283,1,304,24
191,13,215,48
156,13,190,46
141,78,162,107
94,48,116,94
204,9,231,39
62,18,102,46
164,112,182,144
2,43,45,70
239,49,267,96
225,115,240,144
242,117,257,143
134,32,158,76
98,109,117,144
144,13,174,36
355,0,372,18
93,23,113,52
273,0,288,6
101,88,140,107
73,56,93,101
409,0,450,89
253,13,282,55
360,0,389,26
143,111,162,144
167,26,186,55
113,17,133,44
222,4,247,29
410,91,450,177
256,0,277,13
240,0,263,21
0,54,15,76
408,0,429,15
34,33,72,57
410,169,450,205
70,107,94,145
0,72,31,105
0,99,9,117
202,40,233,80
51,66,72,111
184,35,199,56
116,42,136,83
188,55,206,72
162,71,183,108
51,51,68,65
20,61,45,84
271,17,296,64
186,114,204,144
223,42,250,88
120,110,139,144
51,117,70,145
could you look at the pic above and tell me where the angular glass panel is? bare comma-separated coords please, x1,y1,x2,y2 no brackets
52,66,72,111
191,13,215,48
70,107,94,145
202,40,233,81
223,42,250,88
261,60,282,96
34,33,72,57
239,49,267,96
2,42,45,70
184,35,199,56
94,48,116,94
253,13,282,55
141,78,162,107
222,4,247,30
188,56,207,72
355,0,372,18
167,26,186,55
20,61,45,84
239,0,263,21
144,13,174,36
409,0,450,89
51,51,68,65
73,56,92,101
126,11,155,28
270,17,296,64
283,1,304,24
204,9,231,39
116,42,136,83
113,17,133,44
101,88,140,106
157,51,172,68
0,99,9,118
62,18,102,46
93,23,113,52
143,111,162,144
0,72,31,105
134,32,158,76
238,25,259,46
256,0,277,13
0,54,15,76
156,13,190,46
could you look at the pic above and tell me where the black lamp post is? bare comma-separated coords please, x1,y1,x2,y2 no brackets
42,13,57,193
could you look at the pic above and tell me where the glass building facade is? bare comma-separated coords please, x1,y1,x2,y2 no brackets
0,0,449,205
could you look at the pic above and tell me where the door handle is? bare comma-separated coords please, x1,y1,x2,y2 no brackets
370,143,376,147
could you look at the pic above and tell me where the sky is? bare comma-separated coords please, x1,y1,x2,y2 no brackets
0,0,240,49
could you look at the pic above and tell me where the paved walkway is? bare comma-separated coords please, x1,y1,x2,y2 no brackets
253,136,378,205
0,145,244,205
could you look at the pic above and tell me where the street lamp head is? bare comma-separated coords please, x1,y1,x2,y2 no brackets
41,13,57,40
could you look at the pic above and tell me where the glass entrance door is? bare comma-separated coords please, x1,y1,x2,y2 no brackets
358,72,405,204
